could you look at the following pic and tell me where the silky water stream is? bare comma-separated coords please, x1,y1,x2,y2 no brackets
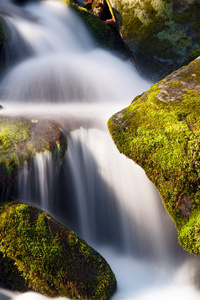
0,1,199,299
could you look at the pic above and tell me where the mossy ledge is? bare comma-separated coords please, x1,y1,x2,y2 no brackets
108,57,200,255
0,202,117,299
0,116,67,199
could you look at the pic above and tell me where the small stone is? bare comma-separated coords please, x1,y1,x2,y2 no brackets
179,194,192,219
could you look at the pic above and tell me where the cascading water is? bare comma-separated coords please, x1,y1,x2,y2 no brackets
0,0,199,299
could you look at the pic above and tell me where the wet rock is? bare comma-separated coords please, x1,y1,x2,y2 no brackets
106,0,200,79
0,116,67,201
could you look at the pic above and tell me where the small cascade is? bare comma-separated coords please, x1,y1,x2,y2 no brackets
0,0,199,299
18,126,180,266
18,151,54,212
64,127,175,263
0,1,150,103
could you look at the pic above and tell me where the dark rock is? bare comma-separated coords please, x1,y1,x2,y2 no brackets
178,194,192,219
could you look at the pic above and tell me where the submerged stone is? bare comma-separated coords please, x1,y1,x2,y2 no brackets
0,203,117,299
108,57,200,256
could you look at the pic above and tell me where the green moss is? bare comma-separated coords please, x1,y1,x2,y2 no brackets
178,211,200,254
168,81,184,87
58,0,74,4
0,203,116,299
0,116,67,197
108,61,200,254
107,0,200,76
179,59,200,82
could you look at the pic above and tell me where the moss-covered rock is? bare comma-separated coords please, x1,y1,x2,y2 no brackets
0,202,117,299
105,0,200,79
0,116,67,199
108,57,200,255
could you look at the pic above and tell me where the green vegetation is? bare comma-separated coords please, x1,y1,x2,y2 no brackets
179,211,200,254
0,116,67,196
105,0,200,76
0,203,116,299
108,58,200,255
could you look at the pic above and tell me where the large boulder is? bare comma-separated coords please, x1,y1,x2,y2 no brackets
106,0,200,79
0,202,117,299
0,116,67,200
108,57,200,255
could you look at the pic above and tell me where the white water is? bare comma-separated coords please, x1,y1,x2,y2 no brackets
0,0,199,299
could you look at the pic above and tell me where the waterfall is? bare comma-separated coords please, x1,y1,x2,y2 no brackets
19,151,54,211
0,0,199,299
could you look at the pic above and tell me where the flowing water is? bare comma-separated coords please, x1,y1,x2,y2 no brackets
0,0,199,299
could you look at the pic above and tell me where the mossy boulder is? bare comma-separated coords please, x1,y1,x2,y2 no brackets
108,57,200,255
106,0,200,79
0,116,67,199
0,202,117,299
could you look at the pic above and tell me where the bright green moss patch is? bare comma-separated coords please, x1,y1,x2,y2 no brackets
0,203,116,299
108,58,200,254
179,211,200,255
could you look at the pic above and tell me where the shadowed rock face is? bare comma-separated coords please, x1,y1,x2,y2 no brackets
106,0,200,79
108,57,200,255
0,203,117,299
0,116,67,200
